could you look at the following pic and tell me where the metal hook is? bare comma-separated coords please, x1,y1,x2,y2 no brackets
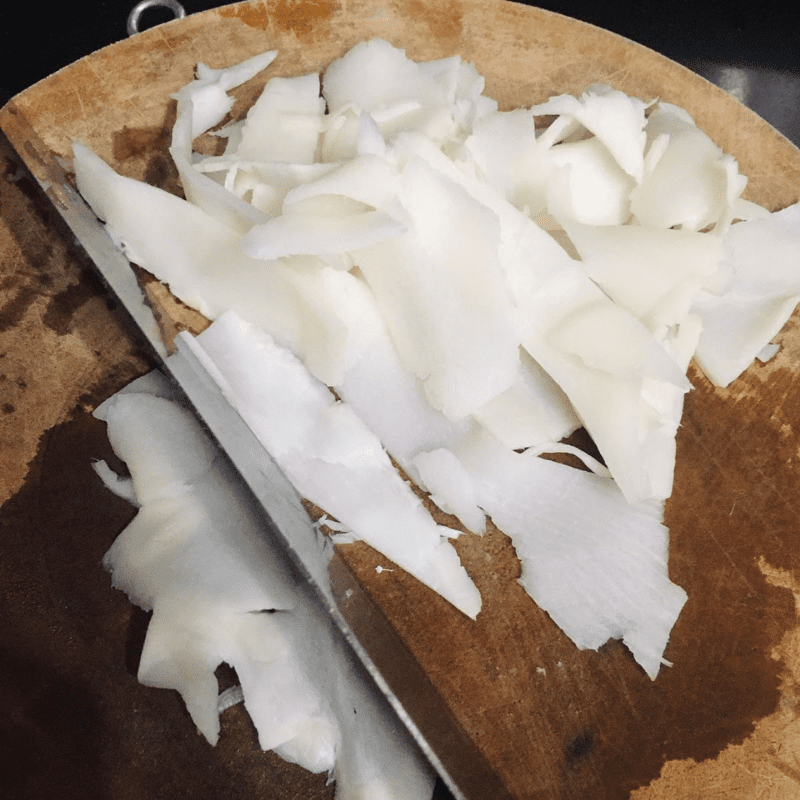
127,0,187,36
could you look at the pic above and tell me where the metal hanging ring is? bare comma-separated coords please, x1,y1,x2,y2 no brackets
127,0,187,36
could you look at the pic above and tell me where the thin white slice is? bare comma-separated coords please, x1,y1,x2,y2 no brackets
95,386,436,798
531,86,648,183
385,130,575,293
630,102,748,233
91,459,138,505
135,599,293,749
322,39,444,117
235,72,325,164
242,197,405,261
472,349,581,451
322,40,482,148
169,51,277,232
98,393,299,614
563,220,724,337
320,106,373,163
321,268,472,471
463,108,552,215
282,153,402,214
514,265,691,504
190,311,482,619
353,155,519,421
172,50,279,141
194,159,339,217
72,143,353,386
692,200,800,386
546,136,637,226
412,447,486,535
452,428,687,680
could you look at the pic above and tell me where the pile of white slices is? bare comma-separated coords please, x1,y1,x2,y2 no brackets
81,38,800,798
93,373,438,799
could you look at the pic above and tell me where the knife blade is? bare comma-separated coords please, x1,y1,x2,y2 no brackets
0,102,515,800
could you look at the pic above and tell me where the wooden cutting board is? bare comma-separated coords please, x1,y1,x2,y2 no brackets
3,2,800,798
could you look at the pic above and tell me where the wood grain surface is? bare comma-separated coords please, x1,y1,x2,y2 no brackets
2,2,800,799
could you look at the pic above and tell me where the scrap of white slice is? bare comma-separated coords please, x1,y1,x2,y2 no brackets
235,72,325,164
630,102,748,233
175,70,327,227
194,159,339,217
442,58,498,137
181,51,279,138
282,153,403,215
95,386,436,798
320,106,385,163
462,108,553,215
170,144,271,233
96,393,299,615
91,459,138,505
242,195,405,261
217,608,337,761
545,136,637,226
72,143,356,386
450,427,687,680
360,131,588,450
417,54,490,113
168,50,278,158
663,313,704,373
96,391,307,749
384,130,575,294
353,155,519,421
530,86,648,183
135,598,297,750
692,200,800,386
189,310,482,619
172,70,326,227
319,267,473,473
323,39,444,116
471,348,581,451
169,50,278,233
324,42,495,151
412,445,486,535
321,39,455,144
562,219,724,337
514,266,691,504
314,600,438,800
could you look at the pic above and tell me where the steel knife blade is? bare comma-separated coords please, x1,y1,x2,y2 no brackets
0,102,514,800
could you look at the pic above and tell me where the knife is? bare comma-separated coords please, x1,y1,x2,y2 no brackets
0,102,513,800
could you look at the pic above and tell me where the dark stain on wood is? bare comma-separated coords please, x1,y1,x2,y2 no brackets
0,151,105,340
2,153,60,237
111,113,181,197
583,363,800,797
76,358,153,413
41,267,101,336
344,357,800,799
112,125,170,164
220,0,337,38
565,730,595,765
0,284,39,332
274,0,337,37
404,0,463,40
0,410,336,799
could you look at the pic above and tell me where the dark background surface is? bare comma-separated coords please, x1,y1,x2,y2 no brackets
1,0,798,104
